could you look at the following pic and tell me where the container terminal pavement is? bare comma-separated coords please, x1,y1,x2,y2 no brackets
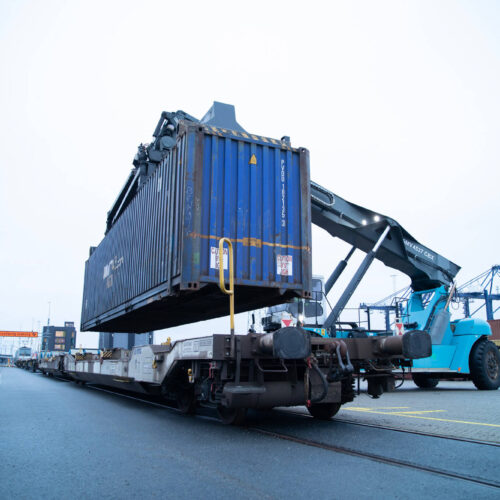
4,368,500,499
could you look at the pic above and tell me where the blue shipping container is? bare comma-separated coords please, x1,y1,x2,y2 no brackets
81,121,312,333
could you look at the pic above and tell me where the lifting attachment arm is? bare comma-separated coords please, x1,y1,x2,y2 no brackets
310,181,460,293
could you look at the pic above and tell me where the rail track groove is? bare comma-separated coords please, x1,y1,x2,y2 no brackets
249,426,500,490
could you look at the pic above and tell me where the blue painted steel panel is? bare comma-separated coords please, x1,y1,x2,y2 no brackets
412,345,457,370
453,318,491,336
449,335,480,373
81,122,312,333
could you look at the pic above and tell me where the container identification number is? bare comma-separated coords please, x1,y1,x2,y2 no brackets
281,159,286,227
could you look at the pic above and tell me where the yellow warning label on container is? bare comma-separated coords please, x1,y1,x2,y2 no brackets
249,154,257,165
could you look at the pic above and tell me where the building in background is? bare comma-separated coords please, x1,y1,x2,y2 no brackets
98,332,113,350
42,322,76,352
0,353,13,366
98,331,154,350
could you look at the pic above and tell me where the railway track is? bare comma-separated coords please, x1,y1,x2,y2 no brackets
84,382,500,491
249,426,500,490
278,408,500,448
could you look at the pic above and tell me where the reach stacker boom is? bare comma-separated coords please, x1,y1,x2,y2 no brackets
264,182,500,390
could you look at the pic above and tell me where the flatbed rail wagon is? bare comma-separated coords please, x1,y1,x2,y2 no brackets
39,326,430,424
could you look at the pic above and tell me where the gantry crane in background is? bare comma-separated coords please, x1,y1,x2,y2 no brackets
456,266,500,320
360,265,500,330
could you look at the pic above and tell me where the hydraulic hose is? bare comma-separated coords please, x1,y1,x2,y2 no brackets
309,362,329,404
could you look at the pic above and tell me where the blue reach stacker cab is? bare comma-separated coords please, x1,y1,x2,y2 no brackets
398,285,495,388
263,182,500,390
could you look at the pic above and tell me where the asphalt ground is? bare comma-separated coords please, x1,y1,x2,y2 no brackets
335,379,500,443
1,368,499,499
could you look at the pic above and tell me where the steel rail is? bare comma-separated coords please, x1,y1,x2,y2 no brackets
277,409,500,448
248,426,500,490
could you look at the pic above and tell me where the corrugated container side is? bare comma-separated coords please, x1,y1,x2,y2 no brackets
81,122,311,333
184,131,310,288
82,141,184,322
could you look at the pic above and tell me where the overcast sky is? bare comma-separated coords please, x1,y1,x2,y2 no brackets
1,1,499,348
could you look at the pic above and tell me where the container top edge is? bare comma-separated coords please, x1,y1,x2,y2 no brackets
180,120,307,153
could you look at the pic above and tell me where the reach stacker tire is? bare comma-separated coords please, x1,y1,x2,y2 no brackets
412,374,439,389
470,339,500,390
307,402,341,420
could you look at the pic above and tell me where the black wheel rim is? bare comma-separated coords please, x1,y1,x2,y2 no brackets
486,350,499,380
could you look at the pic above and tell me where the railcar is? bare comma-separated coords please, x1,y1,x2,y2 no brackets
37,327,429,425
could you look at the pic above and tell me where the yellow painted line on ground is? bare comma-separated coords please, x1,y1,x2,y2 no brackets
347,407,446,415
388,410,446,415
349,407,410,412
367,407,410,410
343,408,500,428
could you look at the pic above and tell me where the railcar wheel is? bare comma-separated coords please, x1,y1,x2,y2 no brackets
217,405,247,425
307,402,341,420
470,340,500,390
176,388,196,414
412,374,439,389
